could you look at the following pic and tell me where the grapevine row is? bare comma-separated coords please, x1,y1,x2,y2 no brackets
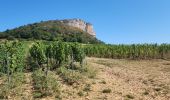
84,44,170,59
29,41,85,76
0,40,27,84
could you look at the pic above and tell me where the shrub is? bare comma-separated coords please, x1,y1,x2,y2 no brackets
33,91,43,98
100,80,106,84
57,66,82,85
0,84,9,99
10,72,26,88
154,88,162,92
62,70,82,85
77,91,84,97
32,70,47,91
102,88,112,93
143,91,149,95
125,94,134,99
80,66,97,79
32,70,60,98
83,84,91,92
47,72,60,94
0,72,25,99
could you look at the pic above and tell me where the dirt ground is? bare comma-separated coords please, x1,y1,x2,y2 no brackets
59,57,170,100
1,57,170,100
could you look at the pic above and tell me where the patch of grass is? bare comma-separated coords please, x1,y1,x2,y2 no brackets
163,63,170,65
10,72,26,88
95,61,113,67
92,81,96,84
79,65,97,79
100,80,106,84
32,70,60,98
33,91,43,98
56,66,68,75
71,64,97,78
86,68,97,78
142,80,147,85
32,70,48,94
102,88,111,93
0,72,25,99
148,79,154,83
83,84,91,92
0,84,9,99
162,89,169,95
0,72,5,77
143,91,149,95
154,88,162,92
125,94,135,99
58,62,97,80
55,94,62,100
57,67,83,85
77,91,84,97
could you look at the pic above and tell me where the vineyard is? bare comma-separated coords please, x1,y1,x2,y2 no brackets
84,44,170,59
0,40,87,99
0,40,170,99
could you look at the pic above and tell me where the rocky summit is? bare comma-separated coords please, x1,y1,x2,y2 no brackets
60,19,96,36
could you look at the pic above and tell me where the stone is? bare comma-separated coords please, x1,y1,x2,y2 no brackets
60,19,96,36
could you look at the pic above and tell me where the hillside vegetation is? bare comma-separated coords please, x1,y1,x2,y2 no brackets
84,44,170,59
0,20,103,44
0,40,170,100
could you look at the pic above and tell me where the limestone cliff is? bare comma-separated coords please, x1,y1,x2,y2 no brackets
60,19,96,36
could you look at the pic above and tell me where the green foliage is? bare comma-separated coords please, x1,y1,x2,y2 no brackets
29,42,46,68
125,94,135,99
100,80,106,84
0,41,27,88
78,65,97,78
57,67,82,85
32,70,60,98
0,83,10,99
143,91,149,95
0,72,25,99
32,70,47,91
29,41,86,71
45,44,53,59
102,88,112,93
0,20,103,44
0,40,28,99
71,43,85,66
33,91,43,98
53,42,67,66
84,44,170,59
83,84,91,92
9,72,26,88
29,41,86,92
77,91,84,97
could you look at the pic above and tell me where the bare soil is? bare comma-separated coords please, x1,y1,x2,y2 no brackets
0,57,170,100
55,57,170,100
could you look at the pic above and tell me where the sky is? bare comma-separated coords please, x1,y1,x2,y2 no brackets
0,0,170,44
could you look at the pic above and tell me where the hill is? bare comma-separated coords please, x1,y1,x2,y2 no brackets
0,19,103,44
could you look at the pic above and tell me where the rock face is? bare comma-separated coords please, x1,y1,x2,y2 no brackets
60,19,96,36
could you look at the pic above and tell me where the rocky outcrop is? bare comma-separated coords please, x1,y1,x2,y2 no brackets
60,19,96,36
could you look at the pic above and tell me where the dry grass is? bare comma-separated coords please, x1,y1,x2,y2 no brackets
0,57,169,100
84,57,170,100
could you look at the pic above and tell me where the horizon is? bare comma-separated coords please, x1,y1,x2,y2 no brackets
0,0,170,44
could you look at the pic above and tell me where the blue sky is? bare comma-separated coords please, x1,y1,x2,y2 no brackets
0,0,170,44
